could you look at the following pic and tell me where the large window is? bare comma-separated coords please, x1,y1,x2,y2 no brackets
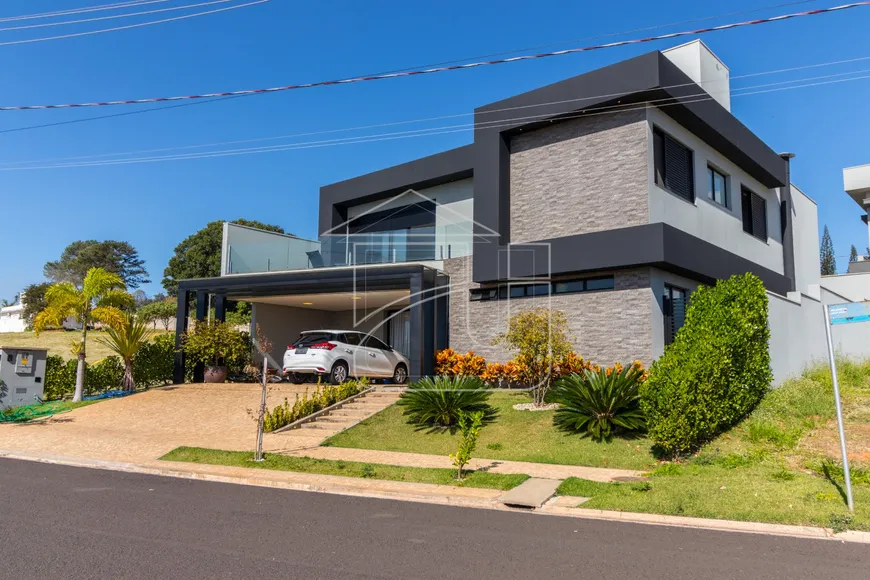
707,166,728,208
653,127,695,203
741,187,768,241
663,285,688,345
470,276,615,302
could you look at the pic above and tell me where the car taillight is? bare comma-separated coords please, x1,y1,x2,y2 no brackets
310,342,336,350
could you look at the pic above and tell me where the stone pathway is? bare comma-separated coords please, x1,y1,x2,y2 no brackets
289,446,644,482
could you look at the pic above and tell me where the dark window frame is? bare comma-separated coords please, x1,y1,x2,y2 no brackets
663,285,689,346
469,276,615,301
707,165,729,208
653,127,695,203
741,186,768,241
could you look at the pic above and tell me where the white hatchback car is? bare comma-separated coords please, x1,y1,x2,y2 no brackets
282,330,410,385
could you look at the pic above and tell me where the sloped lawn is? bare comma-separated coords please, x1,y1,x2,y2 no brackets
323,391,657,470
556,360,870,531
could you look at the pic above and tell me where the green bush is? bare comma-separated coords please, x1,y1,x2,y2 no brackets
640,273,772,456
397,375,495,428
43,334,177,400
133,333,175,387
550,365,646,442
263,379,368,432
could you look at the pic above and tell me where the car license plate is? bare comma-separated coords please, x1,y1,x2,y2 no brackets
295,347,308,354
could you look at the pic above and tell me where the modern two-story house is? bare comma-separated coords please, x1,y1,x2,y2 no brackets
173,40,840,384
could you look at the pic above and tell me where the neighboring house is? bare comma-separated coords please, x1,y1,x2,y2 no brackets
173,40,869,383
0,303,26,333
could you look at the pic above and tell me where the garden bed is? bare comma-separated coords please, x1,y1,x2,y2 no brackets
323,392,658,470
160,446,529,490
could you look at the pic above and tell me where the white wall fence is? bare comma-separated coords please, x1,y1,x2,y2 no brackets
768,287,870,385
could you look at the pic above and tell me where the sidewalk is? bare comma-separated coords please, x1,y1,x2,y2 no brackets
296,446,643,482
4,448,869,544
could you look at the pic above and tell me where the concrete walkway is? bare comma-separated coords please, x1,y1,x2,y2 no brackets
291,446,644,482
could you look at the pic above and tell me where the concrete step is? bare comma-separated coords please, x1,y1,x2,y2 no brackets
316,417,357,424
499,478,562,509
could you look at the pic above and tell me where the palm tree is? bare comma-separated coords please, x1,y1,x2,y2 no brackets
96,313,153,392
33,268,133,402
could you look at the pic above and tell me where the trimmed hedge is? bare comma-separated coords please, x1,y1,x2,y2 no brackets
640,273,772,455
44,334,176,400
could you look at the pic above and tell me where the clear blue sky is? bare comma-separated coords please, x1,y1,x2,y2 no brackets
1,0,869,301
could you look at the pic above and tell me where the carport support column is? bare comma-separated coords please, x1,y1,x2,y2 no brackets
435,273,449,353
193,290,208,383
408,271,436,380
173,290,191,384
214,295,227,323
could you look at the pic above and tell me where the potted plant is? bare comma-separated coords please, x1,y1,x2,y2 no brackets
181,320,249,383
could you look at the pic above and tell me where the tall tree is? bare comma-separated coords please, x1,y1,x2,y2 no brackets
21,282,51,328
44,240,150,288
850,245,859,263
162,219,284,296
33,268,133,402
820,225,837,276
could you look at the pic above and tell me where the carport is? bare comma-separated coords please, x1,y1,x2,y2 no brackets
173,263,448,383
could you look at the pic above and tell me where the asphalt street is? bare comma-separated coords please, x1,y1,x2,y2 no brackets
0,458,867,579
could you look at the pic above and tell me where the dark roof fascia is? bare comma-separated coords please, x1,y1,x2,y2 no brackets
486,223,790,295
475,51,786,188
318,145,474,235
177,264,430,297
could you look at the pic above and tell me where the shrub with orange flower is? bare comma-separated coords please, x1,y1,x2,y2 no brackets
435,348,487,377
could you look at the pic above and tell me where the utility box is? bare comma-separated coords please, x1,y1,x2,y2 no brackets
0,347,48,409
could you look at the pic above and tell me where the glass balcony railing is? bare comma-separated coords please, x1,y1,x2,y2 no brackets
223,222,473,276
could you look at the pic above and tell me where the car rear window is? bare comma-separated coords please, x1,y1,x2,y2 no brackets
293,332,334,347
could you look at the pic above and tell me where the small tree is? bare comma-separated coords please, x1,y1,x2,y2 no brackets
850,245,858,263
450,410,485,480
493,308,573,406
820,225,836,275
33,268,133,402
96,314,153,391
137,300,176,330
253,324,272,462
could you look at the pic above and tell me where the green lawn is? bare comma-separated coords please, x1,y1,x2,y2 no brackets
0,329,172,361
0,399,99,422
161,446,530,491
553,360,870,531
323,392,657,470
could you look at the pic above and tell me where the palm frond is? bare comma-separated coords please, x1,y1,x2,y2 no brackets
96,313,153,359
91,306,127,331
397,375,496,428
97,288,134,310
550,365,646,442
33,305,74,334
82,267,125,299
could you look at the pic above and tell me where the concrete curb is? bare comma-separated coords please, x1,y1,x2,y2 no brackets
2,448,868,544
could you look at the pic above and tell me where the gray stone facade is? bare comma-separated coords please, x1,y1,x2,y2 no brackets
508,109,649,244
443,256,655,366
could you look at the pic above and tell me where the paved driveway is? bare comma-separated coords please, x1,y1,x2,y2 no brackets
0,383,327,463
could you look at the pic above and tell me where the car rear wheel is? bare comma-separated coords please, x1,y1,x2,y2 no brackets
392,364,408,385
329,361,349,385
288,372,307,385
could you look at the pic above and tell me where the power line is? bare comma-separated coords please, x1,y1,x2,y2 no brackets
369,0,822,76
5,52,869,166
6,68,869,171
0,1,867,110
0,0,269,48
0,0,243,32
0,1,168,24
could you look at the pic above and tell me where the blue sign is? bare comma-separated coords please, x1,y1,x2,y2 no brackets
829,302,870,325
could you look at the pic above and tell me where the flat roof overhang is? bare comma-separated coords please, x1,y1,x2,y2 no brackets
177,263,437,298
844,164,870,209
